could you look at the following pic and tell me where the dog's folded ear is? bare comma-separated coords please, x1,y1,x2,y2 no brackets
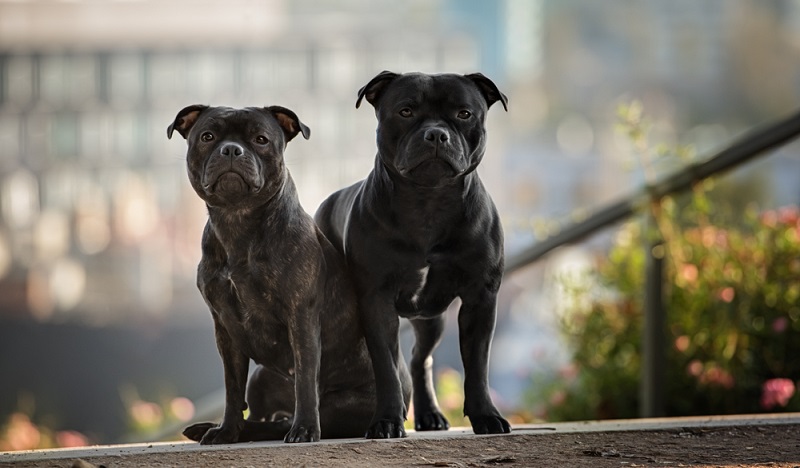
356,71,400,109
464,73,508,112
167,105,210,139
266,106,311,142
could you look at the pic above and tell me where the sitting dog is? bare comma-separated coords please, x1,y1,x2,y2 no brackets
315,71,511,438
167,105,402,444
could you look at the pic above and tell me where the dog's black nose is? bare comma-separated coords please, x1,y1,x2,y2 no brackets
424,128,449,144
221,142,244,157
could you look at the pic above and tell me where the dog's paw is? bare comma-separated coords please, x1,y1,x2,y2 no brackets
469,415,511,434
199,423,242,445
283,423,321,443
182,422,216,442
365,419,407,439
414,410,450,431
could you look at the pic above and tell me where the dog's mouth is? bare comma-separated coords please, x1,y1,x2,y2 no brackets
204,171,260,196
214,172,249,193
200,151,265,199
403,158,459,186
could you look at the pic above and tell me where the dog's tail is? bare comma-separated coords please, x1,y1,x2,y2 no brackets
182,419,292,443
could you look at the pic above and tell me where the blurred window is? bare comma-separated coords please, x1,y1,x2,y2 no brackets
65,55,98,106
316,47,357,92
110,54,144,106
24,112,51,168
272,51,310,90
240,51,275,95
5,55,34,107
0,116,21,169
40,55,66,106
185,53,236,102
148,53,185,103
80,111,113,164
112,112,152,165
51,112,80,160
113,112,136,163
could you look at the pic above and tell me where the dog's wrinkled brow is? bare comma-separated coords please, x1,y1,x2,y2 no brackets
200,116,224,129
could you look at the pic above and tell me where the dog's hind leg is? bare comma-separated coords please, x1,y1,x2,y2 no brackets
245,365,294,423
182,422,217,442
235,419,293,441
184,365,295,442
316,387,377,439
242,365,296,441
182,419,291,442
409,316,450,431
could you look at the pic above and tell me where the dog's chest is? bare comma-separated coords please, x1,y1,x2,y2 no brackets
200,259,293,362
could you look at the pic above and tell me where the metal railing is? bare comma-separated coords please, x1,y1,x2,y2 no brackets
504,108,800,417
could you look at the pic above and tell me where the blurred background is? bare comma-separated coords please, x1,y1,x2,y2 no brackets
1,0,799,449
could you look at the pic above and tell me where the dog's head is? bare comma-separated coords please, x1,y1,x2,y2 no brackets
357,71,507,188
168,105,310,208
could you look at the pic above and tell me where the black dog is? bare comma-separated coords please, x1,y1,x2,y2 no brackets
167,105,396,444
315,71,510,438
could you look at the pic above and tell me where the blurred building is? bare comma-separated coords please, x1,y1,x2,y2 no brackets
0,0,489,326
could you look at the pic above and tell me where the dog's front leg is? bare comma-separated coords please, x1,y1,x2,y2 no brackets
457,289,511,435
361,293,409,438
285,310,322,443
201,319,249,444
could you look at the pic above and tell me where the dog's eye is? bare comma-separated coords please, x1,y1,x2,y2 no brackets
399,108,412,118
255,135,268,145
457,110,472,120
200,132,214,142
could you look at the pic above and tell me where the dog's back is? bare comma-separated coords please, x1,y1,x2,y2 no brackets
315,180,363,258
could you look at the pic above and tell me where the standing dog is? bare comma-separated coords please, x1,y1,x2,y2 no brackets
168,105,394,444
315,72,510,438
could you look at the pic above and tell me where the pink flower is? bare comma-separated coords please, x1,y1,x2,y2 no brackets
680,264,698,284
0,413,41,451
56,430,89,448
558,363,579,381
701,227,717,248
674,335,690,353
762,206,800,229
170,397,195,422
772,317,789,333
761,210,778,228
777,206,799,225
718,287,735,303
760,378,796,410
549,389,567,407
702,366,735,389
687,360,703,377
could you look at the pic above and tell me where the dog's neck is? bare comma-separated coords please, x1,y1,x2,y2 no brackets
374,154,480,201
205,173,300,249
372,155,486,242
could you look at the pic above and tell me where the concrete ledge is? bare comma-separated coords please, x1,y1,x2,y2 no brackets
1,412,798,464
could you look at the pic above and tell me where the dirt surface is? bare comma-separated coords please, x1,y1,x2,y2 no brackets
3,423,799,468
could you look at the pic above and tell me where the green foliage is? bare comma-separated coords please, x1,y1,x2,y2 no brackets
527,105,800,421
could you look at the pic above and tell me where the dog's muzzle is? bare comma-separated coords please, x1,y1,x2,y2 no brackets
201,143,263,196
396,127,465,186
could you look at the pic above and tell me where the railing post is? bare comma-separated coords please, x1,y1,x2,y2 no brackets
640,213,666,417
